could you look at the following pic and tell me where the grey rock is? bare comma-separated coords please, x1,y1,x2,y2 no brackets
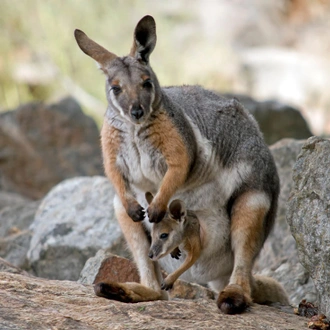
27,176,125,281
287,136,330,317
0,257,30,276
223,94,312,145
0,200,40,238
0,199,39,269
0,230,32,270
0,191,31,211
255,139,317,306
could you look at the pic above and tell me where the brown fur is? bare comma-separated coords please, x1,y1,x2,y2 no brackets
101,123,145,222
146,111,191,223
217,191,270,312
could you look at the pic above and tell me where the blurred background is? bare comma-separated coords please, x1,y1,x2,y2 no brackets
1,0,330,135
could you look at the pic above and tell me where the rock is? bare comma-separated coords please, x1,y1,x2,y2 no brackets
79,251,214,300
0,191,31,210
0,200,40,238
255,139,317,305
79,250,139,285
0,271,308,330
0,97,103,199
223,94,312,145
287,136,330,318
0,230,33,270
0,257,30,276
27,176,126,281
0,199,40,269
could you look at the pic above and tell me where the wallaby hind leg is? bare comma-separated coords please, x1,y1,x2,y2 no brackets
95,196,167,302
217,191,270,314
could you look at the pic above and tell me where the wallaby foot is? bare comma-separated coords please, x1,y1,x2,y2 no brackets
217,284,252,314
94,282,134,303
94,281,163,303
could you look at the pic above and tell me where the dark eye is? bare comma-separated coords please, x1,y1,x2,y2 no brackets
142,79,152,89
160,233,168,239
111,85,122,95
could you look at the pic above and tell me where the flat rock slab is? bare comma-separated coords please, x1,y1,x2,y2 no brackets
0,272,308,330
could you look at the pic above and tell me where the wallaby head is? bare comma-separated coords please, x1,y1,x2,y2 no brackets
146,192,187,261
74,15,161,125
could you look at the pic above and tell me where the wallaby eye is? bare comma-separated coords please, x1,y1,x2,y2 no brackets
111,85,122,95
160,233,168,239
142,79,152,89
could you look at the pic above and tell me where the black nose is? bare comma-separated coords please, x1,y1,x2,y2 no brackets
148,251,153,259
131,106,144,120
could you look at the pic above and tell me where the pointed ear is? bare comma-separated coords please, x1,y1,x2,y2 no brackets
169,200,187,221
145,192,154,205
74,29,117,69
130,15,156,64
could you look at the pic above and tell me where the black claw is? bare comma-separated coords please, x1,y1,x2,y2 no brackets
128,205,145,222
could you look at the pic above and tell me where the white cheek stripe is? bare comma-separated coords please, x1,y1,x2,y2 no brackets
110,91,126,118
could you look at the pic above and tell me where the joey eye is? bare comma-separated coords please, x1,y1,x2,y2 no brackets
159,233,168,239
111,85,122,95
142,79,152,89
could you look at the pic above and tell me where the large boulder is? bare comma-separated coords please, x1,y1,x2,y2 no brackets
0,97,103,199
0,271,308,330
287,137,330,317
255,139,317,305
223,94,312,145
27,176,126,281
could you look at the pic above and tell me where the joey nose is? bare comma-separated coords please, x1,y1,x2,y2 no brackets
131,106,144,120
148,251,154,259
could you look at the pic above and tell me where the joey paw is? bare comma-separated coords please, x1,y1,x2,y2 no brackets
127,201,145,222
170,247,181,259
161,280,173,291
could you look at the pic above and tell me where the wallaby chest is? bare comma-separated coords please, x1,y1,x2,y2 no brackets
115,123,167,192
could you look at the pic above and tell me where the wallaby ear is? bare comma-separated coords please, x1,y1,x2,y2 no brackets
74,29,117,69
169,200,187,221
130,15,156,64
145,192,154,205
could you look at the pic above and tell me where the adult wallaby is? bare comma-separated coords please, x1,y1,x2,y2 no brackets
75,15,289,314
146,192,202,291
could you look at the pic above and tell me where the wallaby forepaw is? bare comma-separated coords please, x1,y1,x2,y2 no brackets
161,280,174,291
217,284,252,314
170,247,181,259
147,203,166,223
127,201,145,222
94,282,133,303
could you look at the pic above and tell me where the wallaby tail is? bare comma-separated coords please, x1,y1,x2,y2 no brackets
251,275,290,305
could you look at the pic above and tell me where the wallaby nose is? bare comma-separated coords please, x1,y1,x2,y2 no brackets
148,251,154,259
131,105,144,120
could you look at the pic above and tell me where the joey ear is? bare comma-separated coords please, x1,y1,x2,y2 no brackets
145,192,154,205
169,200,187,221
74,29,117,68
130,15,156,64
